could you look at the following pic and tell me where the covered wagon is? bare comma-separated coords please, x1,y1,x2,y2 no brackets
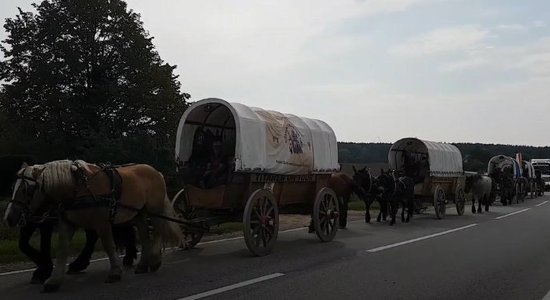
487,155,522,205
172,98,340,256
388,138,466,219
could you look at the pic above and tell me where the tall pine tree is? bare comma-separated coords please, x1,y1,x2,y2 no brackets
0,0,189,170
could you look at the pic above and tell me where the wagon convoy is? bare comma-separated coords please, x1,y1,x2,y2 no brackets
171,98,340,256
3,97,547,292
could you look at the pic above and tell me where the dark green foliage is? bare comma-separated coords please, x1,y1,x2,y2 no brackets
0,0,189,174
338,142,550,172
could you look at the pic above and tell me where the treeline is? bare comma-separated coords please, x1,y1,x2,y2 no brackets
0,0,189,176
338,142,550,172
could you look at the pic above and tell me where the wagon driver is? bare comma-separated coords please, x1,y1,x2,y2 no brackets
201,140,229,188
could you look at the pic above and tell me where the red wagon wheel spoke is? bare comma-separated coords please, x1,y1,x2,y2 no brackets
244,189,279,256
313,187,339,242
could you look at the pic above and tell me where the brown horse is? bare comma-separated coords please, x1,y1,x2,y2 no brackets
328,172,367,228
7,160,182,292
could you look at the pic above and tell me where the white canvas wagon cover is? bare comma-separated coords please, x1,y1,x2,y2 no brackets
488,155,522,179
388,137,464,177
175,98,339,175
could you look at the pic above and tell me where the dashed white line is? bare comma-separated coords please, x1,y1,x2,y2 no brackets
366,224,479,253
177,273,285,300
536,201,549,207
495,208,531,220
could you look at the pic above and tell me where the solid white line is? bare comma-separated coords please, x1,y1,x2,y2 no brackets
0,255,123,276
0,227,309,276
536,201,549,207
543,288,550,300
177,273,285,300
366,224,479,253
495,208,531,220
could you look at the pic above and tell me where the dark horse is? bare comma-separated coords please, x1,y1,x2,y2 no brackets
374,170,414,225
1,155,137,283
351,167,389,224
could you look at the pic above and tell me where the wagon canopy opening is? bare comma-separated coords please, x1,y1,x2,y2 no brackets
488,155,522,179
388,137,464,177
175,98,339,175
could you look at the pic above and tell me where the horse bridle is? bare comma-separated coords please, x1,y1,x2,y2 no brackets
9,174,55,225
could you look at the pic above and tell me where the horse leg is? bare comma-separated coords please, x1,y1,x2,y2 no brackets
472,197,476,213
477,198,483,214
119,225,137,267
382,199,388,221
401,199,406,223
149,217,167,272
364,198,371,224
339,196,348,229
96,226,122,283
484,196,490,212
43,220,75,293
134,215,152,274
68,229,98,274
19,224,51,284
390,200,397,226
407,197,414,222
38,223,54,281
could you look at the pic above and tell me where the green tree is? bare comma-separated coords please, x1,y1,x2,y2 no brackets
0,0,189,171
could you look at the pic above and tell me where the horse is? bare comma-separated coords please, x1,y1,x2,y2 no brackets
328,171,369,228
351,167,390,224
2,155,137,284
385,171,415,225
465,174,493,213
5,160,182,292
491,168,515,206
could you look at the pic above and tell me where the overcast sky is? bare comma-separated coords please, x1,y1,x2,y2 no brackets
1,0,549,146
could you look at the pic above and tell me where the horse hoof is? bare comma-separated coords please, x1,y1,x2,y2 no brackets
149,262,161,273
42,283,60,293
134,265,149,274
123,257,134,267
67,263,88,274
105,274,122,283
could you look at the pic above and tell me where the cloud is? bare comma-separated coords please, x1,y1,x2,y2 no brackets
495,24,528,31
389,25,490,57
440,36,550,75
533,20,546,28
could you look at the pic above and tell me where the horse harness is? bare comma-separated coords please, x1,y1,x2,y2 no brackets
66,163,127,223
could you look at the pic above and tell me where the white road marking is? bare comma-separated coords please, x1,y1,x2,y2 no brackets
536,201,549,207
495,208,531,220
542,288,550,300
177,273,285,300
366,224,479,253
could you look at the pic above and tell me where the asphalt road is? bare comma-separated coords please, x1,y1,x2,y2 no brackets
2,196,550,300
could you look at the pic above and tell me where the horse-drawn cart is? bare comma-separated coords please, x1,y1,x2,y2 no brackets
488,155,523,205
172,98,340,256
388,138,466,219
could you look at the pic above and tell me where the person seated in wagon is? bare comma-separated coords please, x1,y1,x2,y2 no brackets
200,139,232,188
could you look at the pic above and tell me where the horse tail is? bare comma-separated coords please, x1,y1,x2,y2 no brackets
159,194,183,246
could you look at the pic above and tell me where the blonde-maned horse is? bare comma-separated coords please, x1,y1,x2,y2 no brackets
9,160,182,292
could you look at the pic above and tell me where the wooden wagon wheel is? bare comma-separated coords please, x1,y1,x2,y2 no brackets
313,187,339,242
455,185,465,216
172,189,205,250
433,185,446,219
243,189,279,257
